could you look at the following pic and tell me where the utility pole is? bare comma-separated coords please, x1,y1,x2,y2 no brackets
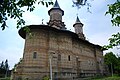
49,52,55,80
76,56,79,78
49,54,53,80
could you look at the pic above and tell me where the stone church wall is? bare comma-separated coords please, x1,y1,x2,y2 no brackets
12,27,104,80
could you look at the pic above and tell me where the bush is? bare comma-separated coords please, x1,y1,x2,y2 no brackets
42,75,49,80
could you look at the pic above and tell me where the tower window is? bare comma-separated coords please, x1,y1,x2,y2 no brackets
68,55,70,61
33,52,37,59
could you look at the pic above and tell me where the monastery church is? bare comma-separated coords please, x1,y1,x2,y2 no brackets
12,0,105,80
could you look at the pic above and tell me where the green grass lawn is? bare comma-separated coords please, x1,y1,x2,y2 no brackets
92,76,120,80
0,76,120,80
0,77,10,80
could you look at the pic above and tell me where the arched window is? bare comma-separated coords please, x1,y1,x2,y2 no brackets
33,52,37,59
58,54,61,61
68,55,70,61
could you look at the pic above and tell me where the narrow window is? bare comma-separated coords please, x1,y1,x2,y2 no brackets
58,54,61,61
33,52,37,59
68,55,70,61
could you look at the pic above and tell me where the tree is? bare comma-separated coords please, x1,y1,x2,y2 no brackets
4,59,9,77
99,0,120,75
0,61,4,69
0,60,10,78
0,0,53,30
72,0,92,12
115,55,120,75
0,61,6,78
5,60,9,70
106,0,120,27
104,32,120,49
104,0,120,49
104,52,120,75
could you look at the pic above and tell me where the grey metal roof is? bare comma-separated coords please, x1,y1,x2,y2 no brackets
76,16,81,23
53,0,60,8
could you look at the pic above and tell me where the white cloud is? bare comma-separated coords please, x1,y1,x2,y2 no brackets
23,12,43,25
0,19,24,69
0,47,23,69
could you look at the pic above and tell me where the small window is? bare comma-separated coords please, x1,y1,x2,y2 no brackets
33,52,37,59
58,54,61,61
68,55,70,61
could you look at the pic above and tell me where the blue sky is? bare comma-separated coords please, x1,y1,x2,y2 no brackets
0,0,120,69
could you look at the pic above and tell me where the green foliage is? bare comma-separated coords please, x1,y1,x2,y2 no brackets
104,52,118,65
0,60,9,71
104,32,120,49
104,52,120,75
0,77,10,80
93,76,120,80
104,0,120,49
0,60,9,78
0,61,5,69
4,60,9,71
0,0,53,30
42,75,49,80
72,0,92,12
106,0,120,27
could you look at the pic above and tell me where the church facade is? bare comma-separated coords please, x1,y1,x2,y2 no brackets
12,0,105,80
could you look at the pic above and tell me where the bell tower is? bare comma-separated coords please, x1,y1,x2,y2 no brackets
73,16,85,40
48,0,66,30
